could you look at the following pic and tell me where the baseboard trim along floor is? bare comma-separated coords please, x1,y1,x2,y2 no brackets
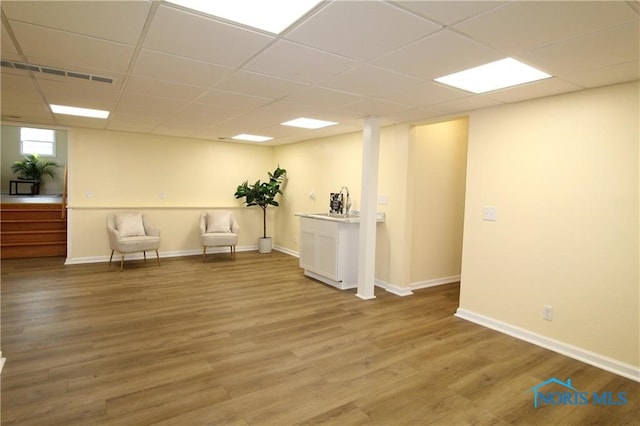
455,308,640,383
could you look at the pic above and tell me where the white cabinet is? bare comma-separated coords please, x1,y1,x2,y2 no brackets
299,216,359,290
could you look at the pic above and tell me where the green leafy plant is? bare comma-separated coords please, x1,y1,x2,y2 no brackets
11,153,60,181
234,166,287,238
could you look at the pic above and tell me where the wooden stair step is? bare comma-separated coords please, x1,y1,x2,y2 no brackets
1,203,67,259
0,243,66,259
1,219,67,231
1,211,65,220
1,230,66,244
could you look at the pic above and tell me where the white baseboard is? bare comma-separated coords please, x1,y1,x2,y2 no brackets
455,308,640,383
274,245,298,258
412,275,460,290
64,245,258,265
375,279,414,296
374,275,460,297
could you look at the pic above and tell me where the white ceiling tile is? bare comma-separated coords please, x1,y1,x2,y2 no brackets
559,60,639,89
1,73,39,96
455,1,638,54
12,22,134,74
337,98,410,117
1,24,18,55
242,40,357,84
150,125,195,138
133,49,234,88
159,102,241,128
392,1,505,26
114,92,190,120
521,22,639,77
196,90,272,109
287,0,441,61
3,1,151,45
484,77,582,104
214,70,309,99
383,80,469,107
37,78,120,111
283,87,365,108
125,76,207,102
143,5,275,68
372,29,502,80
427,95,503,116
321,64,422,97
0,73,52,122
107,120,159,134
382,107,441,124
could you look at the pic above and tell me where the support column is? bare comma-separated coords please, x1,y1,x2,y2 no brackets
356,117,380,300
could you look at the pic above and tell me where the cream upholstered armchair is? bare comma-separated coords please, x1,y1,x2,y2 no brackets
107,212,161,270
200,211,239,261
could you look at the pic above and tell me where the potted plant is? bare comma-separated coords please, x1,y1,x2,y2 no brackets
234,166,287,253
11,153,60,195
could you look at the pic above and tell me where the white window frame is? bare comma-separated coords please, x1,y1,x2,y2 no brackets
20,127,56,157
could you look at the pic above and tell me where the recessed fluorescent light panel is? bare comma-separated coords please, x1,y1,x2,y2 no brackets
231,134,273,142
281,117,338,129
50,104,110,119
434,58,552,94
165,0,322,34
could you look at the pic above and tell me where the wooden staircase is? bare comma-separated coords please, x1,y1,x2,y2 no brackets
1,203,67,259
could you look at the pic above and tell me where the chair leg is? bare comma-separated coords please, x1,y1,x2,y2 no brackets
232,245,236,260
202,246,206,262
143,251,147,262
109,250,114,266
120,253,125,271
155,250,160,267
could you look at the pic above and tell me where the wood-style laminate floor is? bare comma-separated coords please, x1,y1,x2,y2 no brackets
1,251,638,425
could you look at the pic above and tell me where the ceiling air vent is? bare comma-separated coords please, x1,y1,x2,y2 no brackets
1,60,114,84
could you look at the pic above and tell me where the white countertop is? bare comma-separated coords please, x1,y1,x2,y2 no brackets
295,212,385,223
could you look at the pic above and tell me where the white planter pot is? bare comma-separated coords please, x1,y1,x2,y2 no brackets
258,237,272,253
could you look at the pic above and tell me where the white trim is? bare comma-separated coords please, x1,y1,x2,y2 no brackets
411,275,461,290
375,279,413,296
373,275,460,297
273,245,298,258
455,308,640,383
0,351,5,374
64,245,257,265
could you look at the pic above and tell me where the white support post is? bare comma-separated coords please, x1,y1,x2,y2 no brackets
356,117,380,300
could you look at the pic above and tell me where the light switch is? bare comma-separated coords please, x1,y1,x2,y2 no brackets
482,206,497,221
378,194,389,205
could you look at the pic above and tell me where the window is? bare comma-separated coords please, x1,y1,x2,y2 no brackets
20,127,56,156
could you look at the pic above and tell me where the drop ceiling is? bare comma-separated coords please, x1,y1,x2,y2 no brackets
1,0,638,145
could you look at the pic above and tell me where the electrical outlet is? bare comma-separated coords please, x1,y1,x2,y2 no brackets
543,305,553,321
482,206,497,221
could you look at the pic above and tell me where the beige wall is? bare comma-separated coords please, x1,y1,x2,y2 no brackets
410,118,468,283
272,131,363,252
459,82,639,366
273,125,418,288
67,128,275,260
